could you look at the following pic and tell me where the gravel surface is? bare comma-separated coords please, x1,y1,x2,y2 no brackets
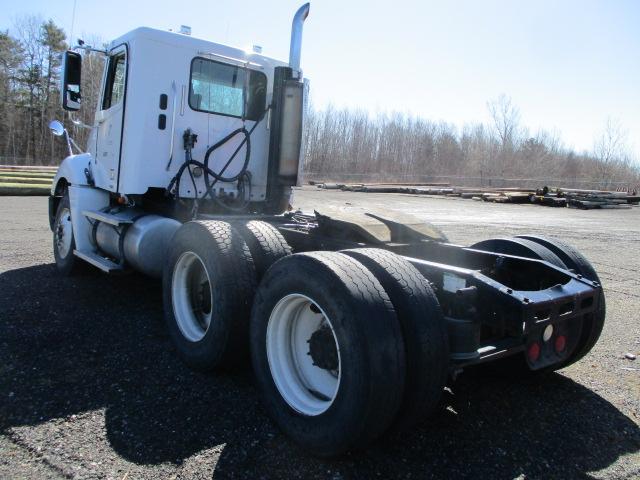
1,192,639,479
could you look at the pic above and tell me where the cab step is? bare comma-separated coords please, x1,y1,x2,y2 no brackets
82,210,134,226
73,250,125,273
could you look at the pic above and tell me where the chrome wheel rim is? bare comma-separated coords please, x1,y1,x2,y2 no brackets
171,251,213,342
55,207,73,258
266,294,341,416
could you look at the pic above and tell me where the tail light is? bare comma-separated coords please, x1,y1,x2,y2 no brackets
555,335,567,353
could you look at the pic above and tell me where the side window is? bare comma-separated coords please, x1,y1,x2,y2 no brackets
102,54,126,110
189,57,266,121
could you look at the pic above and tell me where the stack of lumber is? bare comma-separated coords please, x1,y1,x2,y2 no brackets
316,182,536,203
529,186,639,209
529,186,567,207
312,181,640,211
0,165,56,196
558,188,640,209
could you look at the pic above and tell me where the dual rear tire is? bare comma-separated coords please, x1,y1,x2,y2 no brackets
163,220,290,370
250,250,449,455
251,251,405,455
163,220,449,455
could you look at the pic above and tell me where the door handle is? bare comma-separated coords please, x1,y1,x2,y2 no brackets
166,81,178,171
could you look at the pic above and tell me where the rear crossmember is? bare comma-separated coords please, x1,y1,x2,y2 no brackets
407,252,599,369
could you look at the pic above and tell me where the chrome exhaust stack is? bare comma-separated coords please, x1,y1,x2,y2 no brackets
289,3,310,76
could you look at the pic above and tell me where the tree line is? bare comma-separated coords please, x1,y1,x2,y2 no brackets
302,97,639,190
1,16,637,191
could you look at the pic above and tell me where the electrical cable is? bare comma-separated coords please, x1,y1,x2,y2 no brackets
166,106,270,212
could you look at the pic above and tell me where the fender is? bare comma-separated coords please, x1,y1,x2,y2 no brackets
50,153,93,195
49,153,94,230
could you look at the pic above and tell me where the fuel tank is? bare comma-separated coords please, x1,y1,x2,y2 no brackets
95,214,181,277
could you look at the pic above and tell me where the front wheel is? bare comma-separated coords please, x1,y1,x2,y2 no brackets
52,192,82,275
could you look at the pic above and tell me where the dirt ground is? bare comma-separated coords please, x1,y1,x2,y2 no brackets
1,191,638,479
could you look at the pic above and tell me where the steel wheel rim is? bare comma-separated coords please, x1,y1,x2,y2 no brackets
55,207,73,258
266,293,341,416
171,251,213,342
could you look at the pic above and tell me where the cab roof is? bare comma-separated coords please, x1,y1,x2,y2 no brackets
108,27,288,71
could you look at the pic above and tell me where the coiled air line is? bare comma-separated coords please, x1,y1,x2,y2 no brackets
166,106,269,212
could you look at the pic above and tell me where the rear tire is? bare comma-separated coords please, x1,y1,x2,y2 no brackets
469,237,565,267
250,251,405,456
163,220,257,370
516,235,605,366
235,220,292,280
341,248,449,432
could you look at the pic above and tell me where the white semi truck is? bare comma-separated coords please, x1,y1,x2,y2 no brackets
49,3,606,456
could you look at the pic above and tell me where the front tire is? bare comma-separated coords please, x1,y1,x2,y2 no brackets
52,192,82,275
250,252,406,456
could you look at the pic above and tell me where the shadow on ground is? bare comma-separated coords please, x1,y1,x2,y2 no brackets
1,264,638,479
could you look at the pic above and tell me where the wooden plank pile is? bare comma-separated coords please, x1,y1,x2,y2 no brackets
0,165,56,196
316,182,538,203
552,187,639,210
312,182,640,210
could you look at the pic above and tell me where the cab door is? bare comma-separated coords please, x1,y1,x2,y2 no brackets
95,46,127,191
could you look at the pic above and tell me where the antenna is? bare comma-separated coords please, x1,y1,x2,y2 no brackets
69,0,77,46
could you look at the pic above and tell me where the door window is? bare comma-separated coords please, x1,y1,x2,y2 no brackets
102,54,126,110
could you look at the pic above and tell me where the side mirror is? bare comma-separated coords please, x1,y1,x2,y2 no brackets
49,120,65,136
60,50,82,111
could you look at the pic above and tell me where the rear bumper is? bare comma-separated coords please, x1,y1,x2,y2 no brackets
406,254,601,369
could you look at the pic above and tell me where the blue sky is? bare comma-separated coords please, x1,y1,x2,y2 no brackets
2,0,638,158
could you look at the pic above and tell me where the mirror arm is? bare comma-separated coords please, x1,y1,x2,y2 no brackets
69,113,93,130
73,44,108,55
63,131,73,157
68,135,84,154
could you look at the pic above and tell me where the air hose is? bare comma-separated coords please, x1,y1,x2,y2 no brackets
166,107,269,210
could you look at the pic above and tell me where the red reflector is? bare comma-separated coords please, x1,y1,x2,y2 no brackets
555,335,567,353
527,342,541,362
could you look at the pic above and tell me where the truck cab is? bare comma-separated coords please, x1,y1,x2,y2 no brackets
87,27,289,201
52,15,307,221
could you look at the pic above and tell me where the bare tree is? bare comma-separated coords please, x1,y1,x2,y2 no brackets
302,105,639,189
487,94,521,150
487,94,521,181
593,117,629,188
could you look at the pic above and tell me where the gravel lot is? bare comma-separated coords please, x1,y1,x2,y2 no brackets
1,191,639,479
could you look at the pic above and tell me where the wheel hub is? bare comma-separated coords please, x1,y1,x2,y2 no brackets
171,251,213,342
266,294,342,416
197,281,212,315
55,208,73,258
307,326,339,371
